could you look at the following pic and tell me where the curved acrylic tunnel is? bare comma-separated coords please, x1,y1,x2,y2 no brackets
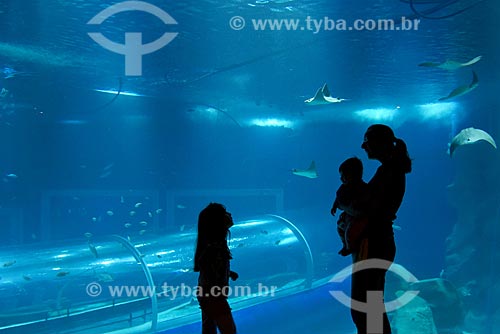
0,215,313,334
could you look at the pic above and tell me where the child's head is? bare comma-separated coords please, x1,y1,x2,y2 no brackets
339,157,363,184
197,202,233,243
194,203,233,272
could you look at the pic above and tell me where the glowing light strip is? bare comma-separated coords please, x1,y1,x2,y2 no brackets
94,89,144,97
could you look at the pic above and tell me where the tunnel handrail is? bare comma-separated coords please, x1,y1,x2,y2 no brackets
266,214,314,288
111,235,158,332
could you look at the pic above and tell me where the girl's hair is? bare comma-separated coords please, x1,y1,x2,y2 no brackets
194,202,230,272
366,124,412,174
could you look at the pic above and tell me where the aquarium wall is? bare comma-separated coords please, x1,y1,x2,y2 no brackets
0,0,499,333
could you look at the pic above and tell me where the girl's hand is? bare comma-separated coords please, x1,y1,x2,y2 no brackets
331,207,336,216
229,271,239,281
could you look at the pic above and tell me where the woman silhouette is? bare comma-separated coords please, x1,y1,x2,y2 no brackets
350,124,412,334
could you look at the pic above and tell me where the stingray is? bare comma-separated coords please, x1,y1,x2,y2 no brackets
304,83,347,105
391,292,438,334
449,127,497,157
419,55,482,71
292,161,318,178
438,71,478,101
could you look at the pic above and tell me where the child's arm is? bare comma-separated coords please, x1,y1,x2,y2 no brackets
201,248,231,294
331,197,339,216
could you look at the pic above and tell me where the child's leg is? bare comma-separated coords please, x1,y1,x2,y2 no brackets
215,312,237,334
213,298,236,334
346,217,368,251
200,308,217,334
200,297,236,334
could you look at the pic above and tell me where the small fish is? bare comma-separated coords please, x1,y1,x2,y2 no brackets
134,202,143,208
120,196,124,203
56,271,70,277
84,232,93,238
261,230,269,235
23,275,32,281
275,240,281,245
88,241,98,258
124,223,132,228
179,224,185,232
155,208,163,214
2,67,29,80
176,204,187,209
139,221,148,226
91,217,98,222
392,225,402,231
3,260,16,267
106,210,114,216
148,211,153,218
103,162,114,171
139,229,146,235
3,174,18,182
237,243,245,248
157,254,162,258
129,211,136,217
97,273,114,282
99,170,112,179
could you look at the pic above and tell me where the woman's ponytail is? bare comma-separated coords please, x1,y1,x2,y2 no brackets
394,138,412,174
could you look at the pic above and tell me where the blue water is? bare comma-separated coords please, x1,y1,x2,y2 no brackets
0,0,498,333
